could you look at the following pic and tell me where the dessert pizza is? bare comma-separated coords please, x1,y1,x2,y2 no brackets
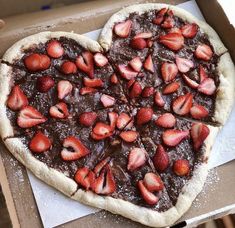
0,3,234,227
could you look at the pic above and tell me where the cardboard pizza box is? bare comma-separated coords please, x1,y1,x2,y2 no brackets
0,0,235,227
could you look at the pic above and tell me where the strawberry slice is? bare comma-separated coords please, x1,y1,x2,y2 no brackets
172,93,193,116
162,129,189,147
142,86,154,98
61,61,77,74
130,38,147,50
57,80,73,100
46,40,64,58
120,130,138,142
127,148,146,171
182,74,199,89
176,56,194,73
117,65,138,80
49,102,69,119
116,113,132,130
17,106,47,128
29,131,51,153
133,32,153,39
153,145,169,172
143,173,164,192
114,20,132,38
83,77,104,88
159,33,184,51
100,94,116,107
74,167,95,190
136,107,153,125
61,136,90,161
7,85,28,111
161,16,175,29
153,8,168,25
78,112,97,127
93,53,108,67
155,113,176,128
93,122,112,136
154,91,165,107
36,75,55,93
91,131,113,140
162,81,180,94
76,51,94,78
161,62,178,82
138,180,159,205
94,157,111,175
198,78,216,95
191,123,210,150
129,81,142,98
195,44,213,61
129,57,142,72
180,23,198,38
190,104,209,119
199,65,208,83
169,27,182,34
144,54,154,73
110,74,118,84
173,159,190,176
108,112,118,131
79,87,97,95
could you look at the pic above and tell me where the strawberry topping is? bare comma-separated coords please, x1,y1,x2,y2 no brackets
182,74,199,89
78,112,97,127
116,113,132,130
162,129,189,147
153,145,169,172
57,80,73,100
49,102,69,119
162,81,180,94
136,107,153,125
36,75,55,93
61,61,77,74
80,87,97,95
173,159,190,176
100,94,116,107
159,33,184,51
117,65,138,80
29,131,51,153
130,38,147,50
76,51,94,78
155,113,176,128
94,53,108,67
176,56,194,73
154,91,165,107
143,172,164,192
195,44,213,61
75,167,95,190
190,104,209,120
46,40,64,58
133,32,153,40
120,130,138,142
94,157,111,175
108,112,118,131
142,86,154,98
83,77,104,88
144,54,154,73
198,78,216,95
129,57,142,72
127,148,146,171
180,23,198,38
172,93,193,116
199,65,208,83
129,81,142,98
110,73,118,84
153,8,168,25
114,20,132,38
161,62,178,82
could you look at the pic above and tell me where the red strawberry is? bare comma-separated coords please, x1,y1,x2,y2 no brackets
120,130,138,143
169,27,182,34
133,32,153,39
78,112,97,127
91,131,113,140
46,40,64,58
83,77,103,88
138,180,158,205
49,102,69,119
162,129,189,147
155,113,176,128
80,87,97,95
182,74,199,89
39,54,51,70
114,20,132,38
130,38,147,50
136,107,153,125
24,53,51,71
159,33,184,51
143,173,164,192
142,86,154,98
147,39,153,48
161,62,178,82
127,148,146,171
36,75,55,93
153,145,169,172
94,53,108,67
29,131,51,153
100,94,116,107
110,74,118,84
93,122,112,136
61,61,77,74
76,51,94,78
153,8,168,25
129,81,142,98
154,91,165,107
57,80,73,99
144,54,154,73
117,65,138,80
180,23,198,38
61,136,90,161
74,167,95,190
161,16,175,29
173,159,190,176
108,112,118,130
199,65,208,83
195,44,213,61
191,123,210,150
176,56,194,73
198,78,216,95
17,106,47,128
162,81,180,94
172,93,193,116
94,157,111,175
129,57,142,72
116,113,132,130
7,85,28,111
190,104,209,119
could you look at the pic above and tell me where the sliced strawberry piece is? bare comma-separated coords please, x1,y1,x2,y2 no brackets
182,74,199,89
199,65,208,83
108,112,118,131
100,94,116,107
153,8,168,25
173,159,190,176
169,27,182,34
190,104,209,120
91,131,113,140
144,54,154,73
46,40,64,58
80,87,97,95
114,20,132,38
142,86,154,98
162,81,180,94
17,106,47,128
94,157,111,175
61,61,77,74
116,113,132,130
7,85,28,111
117,65,138,80
180,23,198,38
155,113,176,128
133,32,153,39
129,57,142,72
154,91,165,107
29,131,51,153
161,62,178,82
153,145,169,172
61,136,90,161
74,167,95,190
162,129,189,147
191,123,210,150
83,77,104,88
110,74,118,84
76,51,94,78
195,44,213,61
57,80,73,100
130,38,147,50
143,172,164,192
161,16,175,29
129,81,142,98
147,39,153,48
49,102,69,119
176,56,194,73
138,180,159,205
40,55,51,70
78,112,97,127
172,93,193,116
36,75,55,93
159,33,184,51
198,78,216,95
127,148,146,171
136,107,153,125
120,130,138,143
93,122,112,136
94,53,108,67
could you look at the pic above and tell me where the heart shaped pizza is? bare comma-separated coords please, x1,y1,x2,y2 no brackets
0,4,234,227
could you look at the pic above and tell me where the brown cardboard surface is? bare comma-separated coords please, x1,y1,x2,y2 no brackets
0,0,234,227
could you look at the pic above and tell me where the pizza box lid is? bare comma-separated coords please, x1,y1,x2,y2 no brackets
0,0,235,227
